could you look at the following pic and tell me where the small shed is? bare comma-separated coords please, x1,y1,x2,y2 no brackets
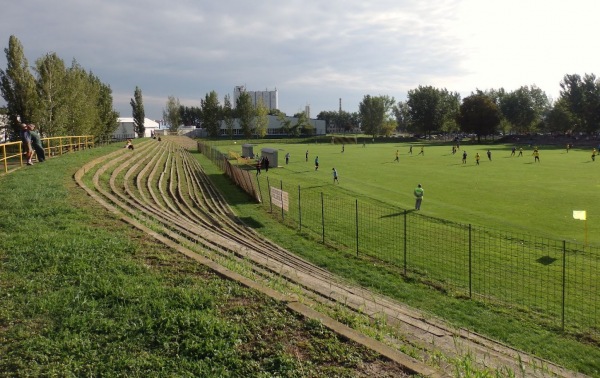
242,144,255,158
261,148,279,168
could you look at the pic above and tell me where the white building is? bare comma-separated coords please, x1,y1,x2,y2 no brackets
218,115,325,136
114,117,160,139
233,85,278,111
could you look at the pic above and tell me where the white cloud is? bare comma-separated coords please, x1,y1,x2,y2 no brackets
1,0,598,118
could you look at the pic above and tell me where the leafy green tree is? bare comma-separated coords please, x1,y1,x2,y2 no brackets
130,86,145,138
407,86,460,137
163,95,181,132
359,95,385,137
268,108,285,117
393,101,412,133
32,52,67,137
235,91,254,138
222,94,235,139
201,90,221,137
457,94,501,142
295,111,313,136
559,73,600,133
316,110,336,132
0,35,38,138
179,105,202,126
95,81,119,139
406,86,460,135
338,110,358,133
546,98,574,134
254,98,269,138
276,111,292,135
499,86,550,134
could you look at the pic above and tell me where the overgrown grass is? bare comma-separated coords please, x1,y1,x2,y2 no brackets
0,147,412,377
197,143,600,376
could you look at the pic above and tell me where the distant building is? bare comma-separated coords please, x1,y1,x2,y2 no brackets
233,85,278,111
114,117,160,139
218,114,325,137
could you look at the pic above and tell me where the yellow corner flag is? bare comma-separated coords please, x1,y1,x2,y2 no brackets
573,210,587,220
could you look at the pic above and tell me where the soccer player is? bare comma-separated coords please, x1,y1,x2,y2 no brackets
475,152,480,165
592,148,597,162
487,149,492,161
462,150,467,164
394,150,399,162
332,168,339,184
511,147,516,156
518,147,523,157
418,146,424,156
314,156,319,171
533,148,540,162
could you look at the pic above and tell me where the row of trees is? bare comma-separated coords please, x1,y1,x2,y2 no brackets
0,35,119,140
167,90,315,138
318,74,600,140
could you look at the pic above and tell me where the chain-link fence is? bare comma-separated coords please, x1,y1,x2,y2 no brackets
198,141,600,338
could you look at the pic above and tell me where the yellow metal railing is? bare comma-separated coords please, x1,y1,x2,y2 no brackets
1,135,94,173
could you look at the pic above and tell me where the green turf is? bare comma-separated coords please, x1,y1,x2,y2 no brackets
196,143,600,376
226,140,600,245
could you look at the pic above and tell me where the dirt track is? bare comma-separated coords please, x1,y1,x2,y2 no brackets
74,136,588,377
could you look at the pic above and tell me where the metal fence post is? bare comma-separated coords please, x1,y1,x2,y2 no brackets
280,180,284,220
321,192,325,244
267,176,273,213
355,199,359,257
562,240,566,332
298,185,302,232
403,209,407,275
469,224,472,299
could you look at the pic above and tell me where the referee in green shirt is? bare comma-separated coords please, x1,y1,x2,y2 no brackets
414,184,424,210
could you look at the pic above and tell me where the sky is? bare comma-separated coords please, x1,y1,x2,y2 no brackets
1,0,599,121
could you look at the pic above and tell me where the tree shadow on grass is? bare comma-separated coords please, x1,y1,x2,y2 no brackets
236,216,264,229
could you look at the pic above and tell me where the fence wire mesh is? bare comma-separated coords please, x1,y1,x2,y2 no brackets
199,142,599,338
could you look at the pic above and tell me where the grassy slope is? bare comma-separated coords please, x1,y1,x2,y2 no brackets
0,146,409,377
200,141,600,376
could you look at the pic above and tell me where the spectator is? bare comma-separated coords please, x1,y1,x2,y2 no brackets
20,123,33,165
27,124,45,162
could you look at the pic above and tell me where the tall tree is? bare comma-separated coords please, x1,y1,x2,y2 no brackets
235,91,254,138
201,90,221,137
95,81,119,139
316,110,337,132
254,98,269,138
359,95,385,137
456,94,501,142
559,74,600,133
499,85,550,134
295,110,313,136
32,52,67,137
163,95,181,132
277,111,292,135
546,98,574,134
130,86,145,138
0,35,38,138
222,94,235,139
407,86,460,136
393,101,412,133
179,105,202,126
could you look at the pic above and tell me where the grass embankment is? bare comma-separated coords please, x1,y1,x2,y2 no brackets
200,140,600,377
0,145,409,377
